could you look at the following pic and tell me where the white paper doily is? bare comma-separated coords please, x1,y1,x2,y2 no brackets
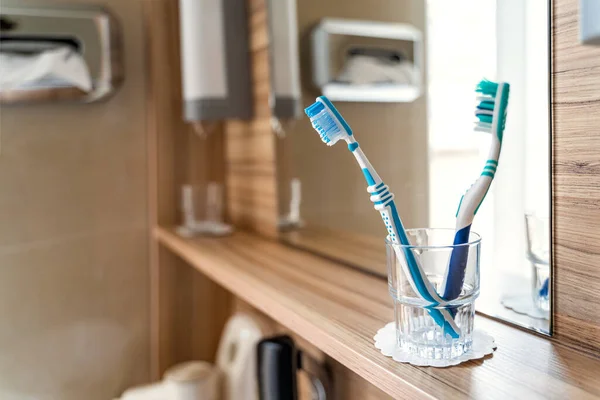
501,295,549,320
374,322,496,367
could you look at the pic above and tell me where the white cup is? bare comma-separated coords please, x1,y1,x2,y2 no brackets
163,361,220,400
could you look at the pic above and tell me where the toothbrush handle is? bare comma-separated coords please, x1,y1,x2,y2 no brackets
378,200,446,305
348,142,383,186
441,225,472,300
350,141,443,303
349,142,460,337
442,131,502,300
539,277,549,298
441,166,495,300
382,201,460,337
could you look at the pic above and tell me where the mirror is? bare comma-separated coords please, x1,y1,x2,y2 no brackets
274,0,551,335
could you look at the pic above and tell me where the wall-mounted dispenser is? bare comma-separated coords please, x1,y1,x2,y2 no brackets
265,0,301,138
266,0,301,119
179,0,253,126
311,19,422,103
0,4,123,104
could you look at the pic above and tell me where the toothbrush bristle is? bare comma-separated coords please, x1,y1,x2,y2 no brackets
304,98,350,146
476,79,499,96
474,79,510,137
304,101,324,118
308,110,345,145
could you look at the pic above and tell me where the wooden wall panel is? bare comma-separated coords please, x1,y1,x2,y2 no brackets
552,0,600,354
224,0,280,238
144,0,232,378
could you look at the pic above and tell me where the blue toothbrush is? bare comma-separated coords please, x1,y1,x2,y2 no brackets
539,278,549,298
440,80,510,301
305,96,460,338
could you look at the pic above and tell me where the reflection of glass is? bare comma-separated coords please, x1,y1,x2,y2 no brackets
279,178,304,230
387,229,480,360
176,183,233,237
525,213,550,312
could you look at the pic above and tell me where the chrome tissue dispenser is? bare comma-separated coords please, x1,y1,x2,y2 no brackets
0,4,123,104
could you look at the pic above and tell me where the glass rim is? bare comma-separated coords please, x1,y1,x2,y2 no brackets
524,211,550,221
384,227,482,249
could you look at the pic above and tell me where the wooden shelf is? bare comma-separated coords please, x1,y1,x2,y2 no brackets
154,227,600,400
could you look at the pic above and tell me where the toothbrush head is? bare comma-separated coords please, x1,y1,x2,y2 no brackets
474,79,510,141
304,96,353,146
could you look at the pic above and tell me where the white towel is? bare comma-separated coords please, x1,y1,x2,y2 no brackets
335,55,417,86
0,46,92,92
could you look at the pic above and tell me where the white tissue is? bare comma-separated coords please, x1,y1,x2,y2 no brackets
0,47,92,92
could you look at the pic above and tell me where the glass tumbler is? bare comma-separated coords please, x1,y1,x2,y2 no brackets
387,228,481,360
525,213,550,312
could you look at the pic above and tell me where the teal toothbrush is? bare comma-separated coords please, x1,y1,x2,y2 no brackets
440,79,510,300
305,96,460,338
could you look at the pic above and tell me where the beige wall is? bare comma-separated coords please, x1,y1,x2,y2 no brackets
0,1,149,399
281,0,428,236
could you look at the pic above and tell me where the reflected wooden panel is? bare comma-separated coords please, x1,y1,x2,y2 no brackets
281,225,386,277
224,0,279,238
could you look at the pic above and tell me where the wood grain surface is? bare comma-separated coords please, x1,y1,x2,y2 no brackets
156,227,600,400
552,0,600,354
281,225,387,277
224,0,280,238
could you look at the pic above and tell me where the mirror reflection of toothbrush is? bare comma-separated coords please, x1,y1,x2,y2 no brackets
305,95,460,338
440,80,511,301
